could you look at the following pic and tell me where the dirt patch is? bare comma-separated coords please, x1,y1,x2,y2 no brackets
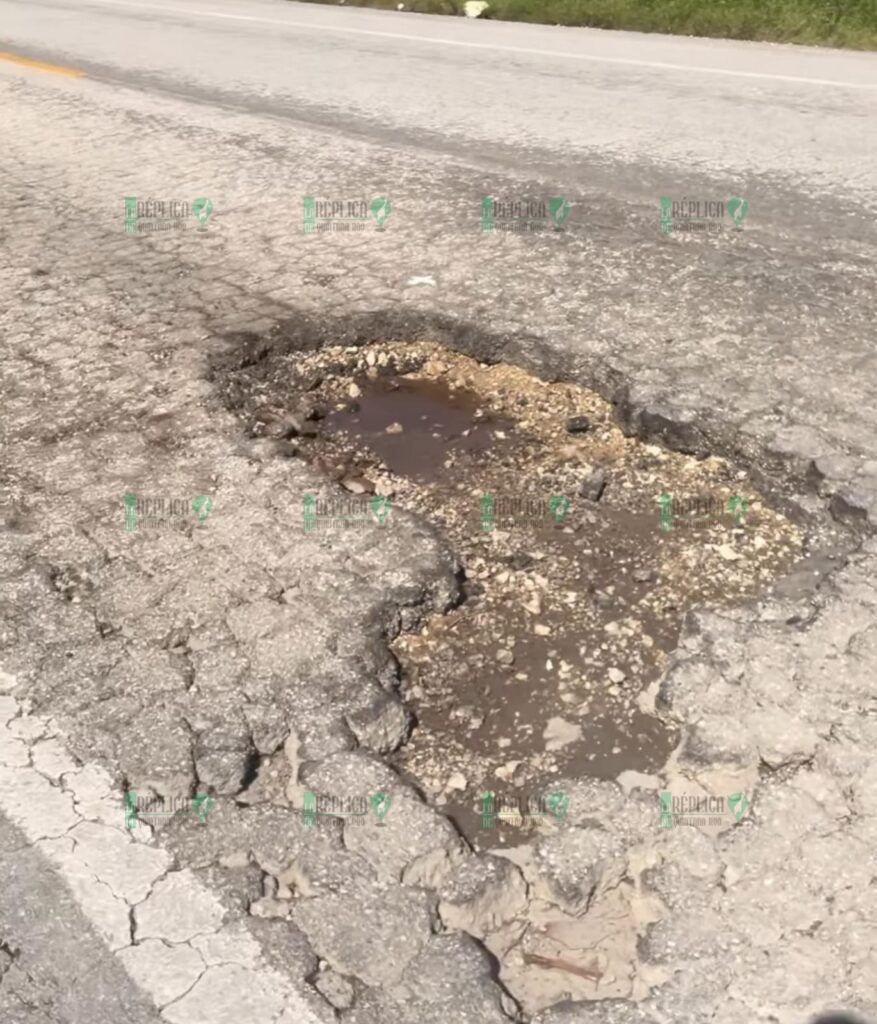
222,338,805,850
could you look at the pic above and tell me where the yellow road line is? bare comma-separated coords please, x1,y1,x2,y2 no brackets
0,51,84,77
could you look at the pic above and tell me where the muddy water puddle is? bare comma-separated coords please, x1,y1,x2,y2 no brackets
248,340,805,849
323,377,514,481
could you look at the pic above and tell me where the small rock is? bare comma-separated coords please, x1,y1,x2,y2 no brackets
385,422,403,434
314,969,355,1010
366,351,377,367
543,716,582,751
273,440,299,459
249,897,290,919
250,405,279,426
496,649,515,667
579,470,606,501
616,769,661,794
446,772,467,793
282,413,317,438
494,760,521,781
566,415,591,434
534,623,551,637
718,544,743,562
608,667,626,684
347,382,361,399
303,403,327,421
632,567,653,582
345,692,411,753
252,410,315,440
340,476,375,495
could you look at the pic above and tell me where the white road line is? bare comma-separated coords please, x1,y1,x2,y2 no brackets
53,0,877,91
0,676,326,1024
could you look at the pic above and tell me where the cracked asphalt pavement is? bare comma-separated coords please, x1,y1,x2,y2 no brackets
1,1,876,1022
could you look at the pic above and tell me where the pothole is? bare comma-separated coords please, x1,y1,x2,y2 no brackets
225,337,805,851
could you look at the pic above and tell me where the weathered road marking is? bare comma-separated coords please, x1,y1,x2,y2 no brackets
0,50,84,76
0,675,327,1024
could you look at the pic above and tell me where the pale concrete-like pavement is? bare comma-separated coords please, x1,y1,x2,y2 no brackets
1,2,876,1023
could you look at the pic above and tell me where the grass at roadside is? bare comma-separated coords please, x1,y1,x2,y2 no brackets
298,0,877,49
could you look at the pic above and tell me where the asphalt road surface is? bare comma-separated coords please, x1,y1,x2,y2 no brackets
1,2,876,1023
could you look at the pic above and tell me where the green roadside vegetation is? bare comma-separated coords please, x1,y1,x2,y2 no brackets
300,0,877,49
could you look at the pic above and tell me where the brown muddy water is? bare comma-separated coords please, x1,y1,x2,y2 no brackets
246,340,805,850
323,377,514,481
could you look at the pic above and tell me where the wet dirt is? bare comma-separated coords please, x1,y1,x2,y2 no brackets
231,339,806,850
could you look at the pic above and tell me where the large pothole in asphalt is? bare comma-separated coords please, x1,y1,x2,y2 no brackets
219,336,805,851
